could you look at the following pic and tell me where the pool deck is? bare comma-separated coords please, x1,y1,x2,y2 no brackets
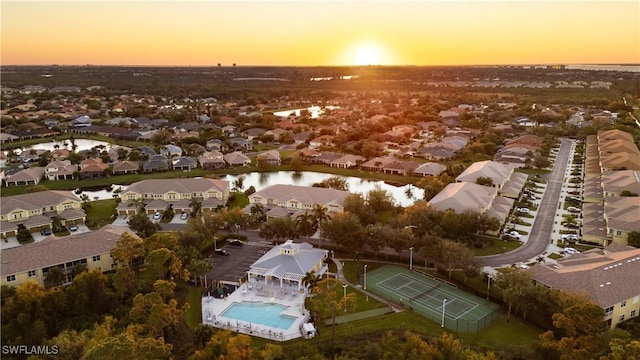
201,279,310,341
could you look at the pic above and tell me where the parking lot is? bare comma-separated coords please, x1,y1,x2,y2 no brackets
204,238,273,286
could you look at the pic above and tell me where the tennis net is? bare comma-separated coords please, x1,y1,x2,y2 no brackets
409,283,440,301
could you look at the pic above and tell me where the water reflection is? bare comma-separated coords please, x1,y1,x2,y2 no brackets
224,171,422,207
5,139,112,155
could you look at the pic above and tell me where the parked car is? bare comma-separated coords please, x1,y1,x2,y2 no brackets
564,247,580,255
516,207,530,214
68,225,78,232
153,212,162,220
40,228,52,236
228,239,244,246
568,190,581,195
503,230,522,240
180,213,188,220
562,234,579,241
214,249,229,256
567,206,581,213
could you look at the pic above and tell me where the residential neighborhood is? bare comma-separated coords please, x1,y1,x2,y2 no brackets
1,64,639,359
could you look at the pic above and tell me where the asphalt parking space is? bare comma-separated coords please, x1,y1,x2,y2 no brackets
204,240,270,285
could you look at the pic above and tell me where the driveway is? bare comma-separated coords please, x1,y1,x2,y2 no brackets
477,138,573,267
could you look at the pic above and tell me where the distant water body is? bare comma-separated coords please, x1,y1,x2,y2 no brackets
565,64,640,72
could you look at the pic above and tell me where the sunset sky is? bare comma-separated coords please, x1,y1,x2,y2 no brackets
2,1,639,66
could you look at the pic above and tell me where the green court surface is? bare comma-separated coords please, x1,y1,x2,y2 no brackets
366,265,501,333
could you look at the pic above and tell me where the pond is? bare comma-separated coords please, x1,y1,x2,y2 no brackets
5,139,113,155
272,105,339,118
72,172,423,207
222,171,422,206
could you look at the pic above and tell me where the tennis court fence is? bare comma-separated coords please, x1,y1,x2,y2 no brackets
413,269,458,288
372,276,501,333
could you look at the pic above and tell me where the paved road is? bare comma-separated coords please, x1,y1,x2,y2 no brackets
477,138,573,267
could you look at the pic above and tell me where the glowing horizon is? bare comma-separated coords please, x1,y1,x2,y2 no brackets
1,1,638,67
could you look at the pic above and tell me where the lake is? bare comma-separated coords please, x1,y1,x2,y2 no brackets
272,105,339,118
222,171,422,206
5,139,113,155
77,172,422,206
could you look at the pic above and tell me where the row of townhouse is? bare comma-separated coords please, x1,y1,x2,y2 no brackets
582,130,640,246
117,178,230,216
245,184,349,219
1,224,137,288
530,243,640,329
0,190,86,238
2,150,255,186
427,160,529,227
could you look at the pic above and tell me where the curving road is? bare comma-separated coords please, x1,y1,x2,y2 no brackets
477,138,572,267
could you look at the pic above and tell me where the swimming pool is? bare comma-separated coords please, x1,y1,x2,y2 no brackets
221,302,295,330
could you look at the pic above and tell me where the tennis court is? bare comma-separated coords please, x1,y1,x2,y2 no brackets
367,265,500,333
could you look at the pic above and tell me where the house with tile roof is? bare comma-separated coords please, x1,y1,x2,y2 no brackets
199,151,226,170
455,160,528,199
414,162,447,177
257,150,281,166
247,240,329,290
111,160,140,175
120,178,230,215
44,160,77,180
1,224,137,288
0,190,84,237
530,244,640,329
224,151,251,167
3,167,45,187
330,154,365,169
79,158,109,179
248,184,349,215
428,182,513,225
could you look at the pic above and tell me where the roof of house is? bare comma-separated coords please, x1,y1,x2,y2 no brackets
605,196,640,232
455,160,513,185
413,162,447,176
600,152,640,170
598,129,634,142
1,224,137,276
1,190,80,217
250,184,349,209
530,244,640,308
112,160,139,172
223,151,251,164
124,178,229,196
428,182,496,214
602,170,640,195
249,240,328,280
257,150,281,161
4,167,45,182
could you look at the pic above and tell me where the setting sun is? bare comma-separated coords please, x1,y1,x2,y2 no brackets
354,44,380,66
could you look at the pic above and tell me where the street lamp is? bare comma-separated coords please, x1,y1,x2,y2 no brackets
343,284,348,312
486,275,492,300
409,247,414,270
364,264,368,290
441,298,447,327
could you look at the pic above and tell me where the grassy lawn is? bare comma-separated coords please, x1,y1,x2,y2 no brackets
228,192,249,209
548,253,563,260
183,286,205,329
515,168,551,175
85,198,117,229
473,239,523,256
283,308,540,355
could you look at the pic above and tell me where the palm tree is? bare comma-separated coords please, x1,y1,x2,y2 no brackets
302,270,321,289
250,203,267,225
312,204,330,230
45,266,65,288
296,210,315,241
